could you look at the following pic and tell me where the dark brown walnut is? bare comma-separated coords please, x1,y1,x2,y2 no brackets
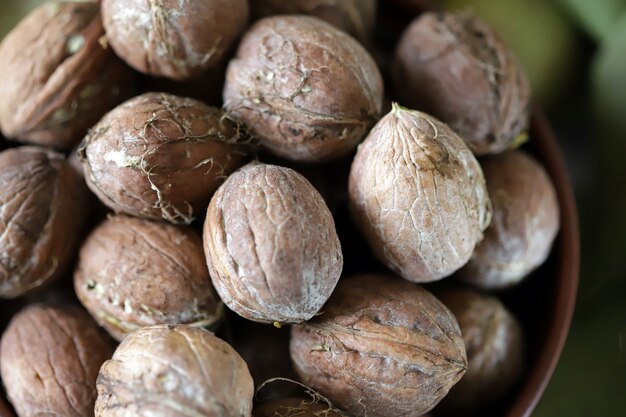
0,304,115,417
102,0,249,81
74,215,224,342
0,0,134,150
435,288,524,416
290,274,467,417
349,105,491,283
459,150,560,290
204,163,343,324
95,324,254,417
79,92,248,225
0,147,90,298
250,0,377,43
224,15,384,162
254,397,345,417
392,11,531,155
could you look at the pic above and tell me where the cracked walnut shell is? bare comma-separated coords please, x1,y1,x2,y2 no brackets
290,274,467,417
74,214,224,342
79,92,248,225
95,324,254,417
0,304,115,417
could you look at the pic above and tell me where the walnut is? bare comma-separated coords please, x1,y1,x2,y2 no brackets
102,0,249,80
290,274,467,417
0,0,134,150
204,162,343,324
459,150,560,290
392,12,530,155
348,105,491,283
254,398,345,417
435,288,525,416
95,324,254,417
79,92,248,225
74,214,224,342
0,147,89,298
0,304,115,417
224,15,384,162
250,0,377,43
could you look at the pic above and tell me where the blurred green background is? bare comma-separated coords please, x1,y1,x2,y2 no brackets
1,0,625,415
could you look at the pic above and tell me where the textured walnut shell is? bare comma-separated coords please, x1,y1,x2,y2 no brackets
290,274,467,417
436,288,524,416
0,304,115,417
95,324,254,417
250,0,377,43
254,398,345,417
102,0,249,81
204,162,343,324
224,15,384,162
0,1,134,150
79,92,248,225
74,215,224,342
348,106,491,282
0,147,89,298
459,150,560,290
392,12,530,155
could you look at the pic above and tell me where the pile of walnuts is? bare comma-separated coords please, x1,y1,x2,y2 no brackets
0,1,560,417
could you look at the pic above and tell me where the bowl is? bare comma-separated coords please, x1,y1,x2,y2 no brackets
382,1,580,416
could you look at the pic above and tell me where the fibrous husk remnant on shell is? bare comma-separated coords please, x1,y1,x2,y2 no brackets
79,92,249,225
204,162,343,324
290,274,467,417
74,214,224,342
0,304,115,417
95,324,254,417
102,0,249,81
349,105,492,283
0,0,134,150
0,146,90,298
224,15,384,162
392,11,531,155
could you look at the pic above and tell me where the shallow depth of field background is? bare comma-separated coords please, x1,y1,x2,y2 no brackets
1,0,625,415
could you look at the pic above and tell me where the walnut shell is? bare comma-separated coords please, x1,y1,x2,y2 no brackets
224,15,384,162
459,150,560,290
74,215,224,342
0,147,89,298
0,304,115,417
79,92,248,225
290,274,467,417
95,324,254,417
204,162,343,324
436,288,524,415
0,1,134,150
254,398,345,417
250,0,377,43
392,12,530,155
102,0,249,81
348,105,492,283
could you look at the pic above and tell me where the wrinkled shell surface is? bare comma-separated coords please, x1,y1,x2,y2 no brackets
80,92,247,224
204,163,343,324
0,304,114,417
436,288,524,415
290,274,467,417
102,0,249,80
349,106,491,282
95,324,254,417
0,0,133,150
460,150,560,290
0,147,89,298
254,397,345,417
250,0,377,42
392,12,530,155
224,15,384,162
74,215,223,342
